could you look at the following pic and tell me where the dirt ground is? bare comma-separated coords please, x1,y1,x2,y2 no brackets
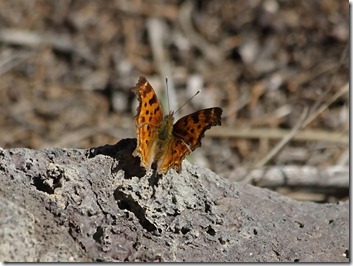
0,1,349,202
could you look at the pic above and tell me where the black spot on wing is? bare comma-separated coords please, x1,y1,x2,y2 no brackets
191,112,199,124
149,94,158,105
154,106,160,115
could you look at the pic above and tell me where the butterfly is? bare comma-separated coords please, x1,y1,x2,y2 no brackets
132,76,222,174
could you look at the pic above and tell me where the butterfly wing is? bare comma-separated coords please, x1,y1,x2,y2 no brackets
157,138,192,174
157,107,223,173
173,107,222,150
133,76,164,170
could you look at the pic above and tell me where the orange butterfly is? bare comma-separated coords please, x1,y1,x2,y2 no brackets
133,76,222,174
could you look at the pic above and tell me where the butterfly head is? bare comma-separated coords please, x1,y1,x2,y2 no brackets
165,110,174,118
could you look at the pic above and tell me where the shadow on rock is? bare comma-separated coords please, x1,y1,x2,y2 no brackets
88,138,146,178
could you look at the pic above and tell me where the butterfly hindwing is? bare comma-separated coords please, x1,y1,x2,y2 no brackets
157,138,191,174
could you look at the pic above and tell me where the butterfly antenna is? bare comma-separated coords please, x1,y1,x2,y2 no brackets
165,76,171,112
174,89,201,114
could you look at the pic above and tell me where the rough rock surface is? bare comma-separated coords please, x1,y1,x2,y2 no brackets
0,139,349,262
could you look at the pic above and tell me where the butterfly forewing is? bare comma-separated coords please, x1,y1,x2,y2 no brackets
133,76,164,170
172,107,223,150
133,76,164,127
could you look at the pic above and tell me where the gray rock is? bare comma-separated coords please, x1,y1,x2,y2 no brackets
0,140,349,262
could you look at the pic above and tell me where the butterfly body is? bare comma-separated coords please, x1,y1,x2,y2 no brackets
133,76,222,174
157,113,174,141
154,113,175,167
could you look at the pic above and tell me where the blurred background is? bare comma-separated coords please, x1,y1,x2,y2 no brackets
0,0,348,202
